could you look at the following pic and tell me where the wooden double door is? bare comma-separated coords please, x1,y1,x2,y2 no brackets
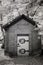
17,34,29,56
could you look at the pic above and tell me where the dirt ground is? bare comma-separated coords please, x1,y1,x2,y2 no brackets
0,49,43,65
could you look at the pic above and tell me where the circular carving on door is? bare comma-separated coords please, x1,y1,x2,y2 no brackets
19,49,26,54
19,38,25,44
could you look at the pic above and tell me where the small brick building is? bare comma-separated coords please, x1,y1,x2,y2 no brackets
3,14,41,57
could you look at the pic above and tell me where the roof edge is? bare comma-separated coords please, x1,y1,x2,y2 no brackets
3,14,37,30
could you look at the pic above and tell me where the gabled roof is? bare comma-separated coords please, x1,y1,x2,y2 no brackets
3,14,37,30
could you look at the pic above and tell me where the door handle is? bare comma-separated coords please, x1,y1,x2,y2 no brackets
17,43,20,47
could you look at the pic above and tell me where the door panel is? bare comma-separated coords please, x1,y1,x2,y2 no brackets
17,34,29,56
